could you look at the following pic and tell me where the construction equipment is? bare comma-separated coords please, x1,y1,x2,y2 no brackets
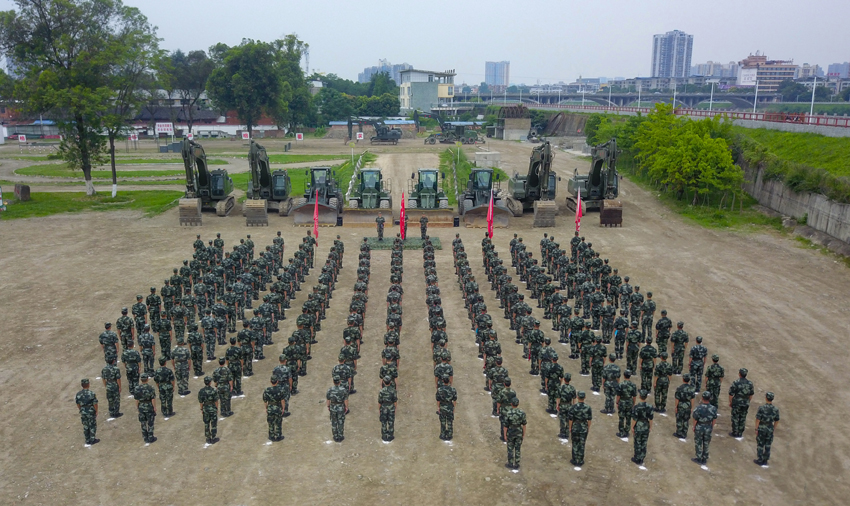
290,166,344,226
346,117,402,144
459,168,511,228
342,168,393,227
503,141,560,227
243,140,293,225
565,138,620,213
406,168,454,227
178,137,235,226
415,111,484,145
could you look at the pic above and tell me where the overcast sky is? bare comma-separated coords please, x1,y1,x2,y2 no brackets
2,0,848,84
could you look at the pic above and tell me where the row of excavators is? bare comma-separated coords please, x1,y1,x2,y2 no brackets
177,136,620,228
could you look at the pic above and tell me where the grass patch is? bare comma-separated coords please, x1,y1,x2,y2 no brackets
17,165,185,179
0,190,182,219
365,237,442,250
622,160,783,231
230,154,348,164
439,148,508,205
794,236,850,268
734,127,850,177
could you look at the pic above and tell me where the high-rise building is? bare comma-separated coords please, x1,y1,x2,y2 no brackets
484,61,510,88
737,53,798,92
651,30,693,78
358,59,413,85
690,61,738,78
827,62,850,79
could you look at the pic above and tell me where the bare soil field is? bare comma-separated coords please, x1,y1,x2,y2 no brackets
0,138,848,505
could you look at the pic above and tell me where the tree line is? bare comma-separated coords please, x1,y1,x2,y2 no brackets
0,0,400,195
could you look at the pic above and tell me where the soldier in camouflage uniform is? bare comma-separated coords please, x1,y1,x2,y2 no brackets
436,375,457,440
146,287,162,329
157,310,172,360
200,309,217,360
327,377,349,442
138,324,156,375
568,391,593,466
639,338,658,393
613,309,628,359
670,321,689,375
601,354,621,415
556,373,576,439
688,335,708,393
728,368,754,438
172,338,191,395
116,308,135,350
590,337,606,392
213,357,234,417
272,355,293,416
101,358,122,418
704,354,725,408
198,377,220,444
616,370,638,438
503,397,527,469
754,392,780,466
653,352,672,412
134,374,157,443
692,391,718,465
654,309,672,355
631,390,654,466
625,321,642,374
640,291,656,339
264,377,286,442
170,299,187,342
99,322,119,364
154,357,175,417
378,376,398,441
674,374,696,439
75,379,99,445
121,342,141,395
186,322,205,377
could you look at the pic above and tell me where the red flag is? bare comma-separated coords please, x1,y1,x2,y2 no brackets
486,188,494,238
400,192,406,240
313,189,319,241
574,187,582,233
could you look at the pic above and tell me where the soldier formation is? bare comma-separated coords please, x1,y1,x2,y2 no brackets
77,226,780,471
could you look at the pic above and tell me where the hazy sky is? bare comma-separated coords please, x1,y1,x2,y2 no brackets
2,0,848,84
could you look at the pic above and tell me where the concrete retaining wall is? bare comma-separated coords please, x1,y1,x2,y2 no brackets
742,162,850,254
475,151,501,169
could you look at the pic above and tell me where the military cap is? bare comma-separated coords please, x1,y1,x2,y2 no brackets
702,391,712,399
503,377,512,386
104,322,112,328
695,336,703,343
661,309,667,315
140,373,150,380
646,291,652,297
143,323,150,330
441,375,450,382
711,354,719,361
677,321,684,327
765,392,775,401
624,370,632,378
682,373,691,381
253,309,259,314
630,321,638,327
577,391,586,399
343,334,352,342
81,378,90,385
203,376,212,384
510,397,519,406
159,357,166,365
639,389,649,398
739,368,748,377
659,352,668,359
136,295,143,300
623,276,629,281
176,337,186,344
288,336,296,344
150,287,156,291
218,357,225,365
544,337,551,344
564,373,572,381
121,307,128,313
383,376,392,384
609,353,617,361
160,310,167,316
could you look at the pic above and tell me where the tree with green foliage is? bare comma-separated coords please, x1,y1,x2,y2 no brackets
479,82,490,95
160,50,214,131
0,0,159,195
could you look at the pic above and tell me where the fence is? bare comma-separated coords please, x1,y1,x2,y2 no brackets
345,152,367,201
448,149,461,205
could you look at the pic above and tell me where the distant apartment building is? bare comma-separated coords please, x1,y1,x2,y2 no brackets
484,61,510,89
799,63,824,78
651,30,693,78
358,59,413,85
691,61,738,79
737,53,798,92
398,69,456,113
827,62,850,79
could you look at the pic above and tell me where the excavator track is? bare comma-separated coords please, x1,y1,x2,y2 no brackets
244,199,269,226
178,198,202,226
503,195,524,217
532,200,559,227
215,195,235,217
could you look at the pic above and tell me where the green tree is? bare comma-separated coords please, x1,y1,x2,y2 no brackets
776,79,809,102
479,82,490,95
367,72,397,97
317,88,354,121
207,39,287,136
161,50,214,131
813,85,832,102
0,0,159,195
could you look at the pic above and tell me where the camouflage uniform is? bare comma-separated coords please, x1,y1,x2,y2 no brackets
755,397,780,464
121,346,142,395
504,404,527,469
153,362,175,416
616,378,637,437
134,379,157,443
436,383,457,440
173,343,191,395
327,383,349,441
198,382,219,442
101,363,122,417
378,383,398,441
674,378,696,438
631,400,654,464
692,398,718,464
568,398,593,466
264,382,286,441
75,384,98,444
653,358,673,412
728,374,754,437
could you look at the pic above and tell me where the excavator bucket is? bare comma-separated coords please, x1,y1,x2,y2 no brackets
178,198,202,226
532,200,559,227
407,209,455,227
291,201,339,227
341,208,390,227
462,203,511,228
244,199,268,227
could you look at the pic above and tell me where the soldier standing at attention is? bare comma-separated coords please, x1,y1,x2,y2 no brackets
728,368,754,438
754,392,780,466
153,357,175,417
653,352,672,413
117,307,135,350
99,322,119,364
186,322,205,377
75,379,99,445
670,321,689,375
138,324,156,375
654,309,672,355
631,390,654,466
376,213,385,241
639,338,658,393
692,391,718,465
616,370,637,439
132,294,147,335
674,374,695,439
556,373,576,439
101,358,122,418
436,375,457,441
704,354,725,408
134,374,157,444
420,214,429,240
327,377,350,442
172,338,191,396
378,375,398,441
503,397,527,470
213,357,234,417
601,354,620,415
568,391,592,467
198,377,220,444
121,342,142,395
263,377,285,442
688,336,708,393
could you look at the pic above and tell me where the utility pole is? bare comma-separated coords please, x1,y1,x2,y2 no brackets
809,75,817,121
709,82,714,112
753,80,759,114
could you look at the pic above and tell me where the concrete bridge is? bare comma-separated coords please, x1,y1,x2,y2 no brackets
452,92,780,109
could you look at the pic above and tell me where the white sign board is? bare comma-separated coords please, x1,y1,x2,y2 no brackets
18,134,26,143
295,132,304,141
187,133,194,141
356,132,364,140
242,132,250,140
128,133,138,141
155,122,174,135
737,68,758,87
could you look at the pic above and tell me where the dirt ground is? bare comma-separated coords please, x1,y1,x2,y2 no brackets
1,138,849,505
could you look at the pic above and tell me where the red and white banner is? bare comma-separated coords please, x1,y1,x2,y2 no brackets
155,122,174,135
242,132,250,140
313,189,319,240
356,132,364,140
295,133,304,141
486,188,494,239
399,192,406,240
574,187,583,233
